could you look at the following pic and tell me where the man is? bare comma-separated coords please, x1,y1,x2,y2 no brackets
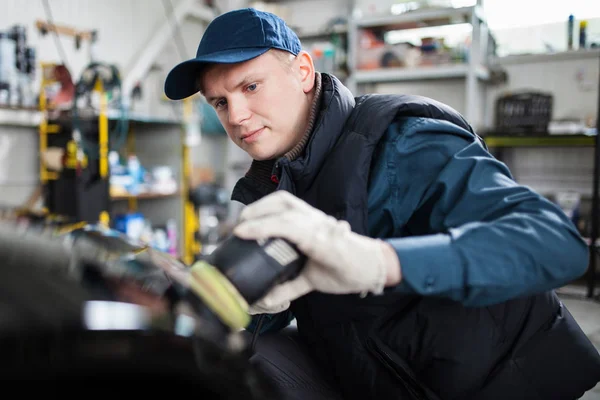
164,8,600,400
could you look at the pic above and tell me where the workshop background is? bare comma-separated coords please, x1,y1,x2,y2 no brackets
0,0,598,396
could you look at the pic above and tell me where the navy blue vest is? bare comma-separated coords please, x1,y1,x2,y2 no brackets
232,74,600,399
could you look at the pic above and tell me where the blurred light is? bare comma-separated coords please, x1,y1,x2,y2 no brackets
391,2,421,15
386,23,473,47
484,0,600,30
83,301,150,330
174,314,197,337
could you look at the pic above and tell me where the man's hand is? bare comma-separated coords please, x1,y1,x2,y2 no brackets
233,191,401,312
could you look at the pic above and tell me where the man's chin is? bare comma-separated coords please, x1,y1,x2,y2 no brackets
251,153,276,161
247,147,280,161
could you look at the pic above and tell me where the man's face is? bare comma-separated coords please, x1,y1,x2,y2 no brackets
201,50,315,160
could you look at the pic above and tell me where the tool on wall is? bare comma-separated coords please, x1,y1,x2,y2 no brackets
35,19,98,63
0,24,37,107
73,61,128,164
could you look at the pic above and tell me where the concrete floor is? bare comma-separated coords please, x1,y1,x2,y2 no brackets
557,285,600,400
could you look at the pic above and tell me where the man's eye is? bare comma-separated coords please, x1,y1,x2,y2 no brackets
247,83,257,92
215,99,227,109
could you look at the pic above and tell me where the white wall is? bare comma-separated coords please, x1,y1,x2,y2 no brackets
1,0,170,85
371,79,467,117
252,0,352,34
491,18,600,57
0,124,39,207
486,50,599,128
494,146,595,199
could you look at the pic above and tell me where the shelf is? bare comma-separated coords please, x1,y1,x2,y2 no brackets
493,48,600,65
353,64,489,83
29,107,183,126
0,106,182,127
483,134,595,148
0,107,42,127
107,109,183,125
353,5,482,30
72,108,182,125
110,191,181,201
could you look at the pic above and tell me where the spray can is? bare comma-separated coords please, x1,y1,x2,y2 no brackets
579,20,587,49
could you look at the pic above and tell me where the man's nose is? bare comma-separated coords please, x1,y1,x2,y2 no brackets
228,98,251,126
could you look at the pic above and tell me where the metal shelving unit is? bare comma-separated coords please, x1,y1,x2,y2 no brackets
351,4,485,30
110,191,180,201
0,101,193,261
295,22,350,81
352,63,490,83
107,111,191,261
346,2,492,129
296,25,348,41
484,131,599,299
483,134,595,148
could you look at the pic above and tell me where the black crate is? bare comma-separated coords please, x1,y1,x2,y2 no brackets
494,91,553,135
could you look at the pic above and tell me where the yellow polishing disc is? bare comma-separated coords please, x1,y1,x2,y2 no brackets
188,260,251,331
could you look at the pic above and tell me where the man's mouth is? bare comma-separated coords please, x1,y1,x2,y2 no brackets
241,127,265,142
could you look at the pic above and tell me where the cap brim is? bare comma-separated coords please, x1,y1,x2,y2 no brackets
164,47,271,100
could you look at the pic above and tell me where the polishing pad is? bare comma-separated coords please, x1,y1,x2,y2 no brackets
189,260,251,331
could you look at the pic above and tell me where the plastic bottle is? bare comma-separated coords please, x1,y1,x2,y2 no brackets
568,15,574,50
166,218,178,257
126,155,142,195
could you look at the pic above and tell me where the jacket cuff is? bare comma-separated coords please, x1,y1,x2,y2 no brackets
385,234,463,296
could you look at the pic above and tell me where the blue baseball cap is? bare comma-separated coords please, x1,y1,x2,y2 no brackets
164,8,301,100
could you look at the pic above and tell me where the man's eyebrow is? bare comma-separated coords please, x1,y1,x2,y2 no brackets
205,75,262,104
205,94,220,104
234,74,261,89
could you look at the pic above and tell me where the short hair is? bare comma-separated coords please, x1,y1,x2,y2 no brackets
270,49,296,71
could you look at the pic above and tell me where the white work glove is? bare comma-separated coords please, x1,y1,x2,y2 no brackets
247,299,290,315
234,191,398,312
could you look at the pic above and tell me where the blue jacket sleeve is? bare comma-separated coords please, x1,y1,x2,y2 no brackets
378,118,589,307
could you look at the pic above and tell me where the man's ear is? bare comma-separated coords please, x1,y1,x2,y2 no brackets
296,50,315,94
